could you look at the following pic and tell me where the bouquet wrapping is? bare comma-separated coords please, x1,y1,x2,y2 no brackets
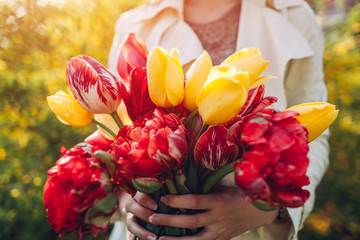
44,33,338,239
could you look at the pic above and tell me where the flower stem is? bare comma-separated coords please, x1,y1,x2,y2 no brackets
165,180,178,195
165,180,198,234
201,160,239,193
111,112,123,129
165,180,187,214
92,119,117,138
183,109,198,126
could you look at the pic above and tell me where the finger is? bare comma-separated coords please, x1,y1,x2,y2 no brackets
149,211,214,229
160,193,222,210
125,228,135,240
126,198,155,222
134,192,157,210
126,214,157,240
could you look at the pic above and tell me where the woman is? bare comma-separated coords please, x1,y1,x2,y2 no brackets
108,0,330,239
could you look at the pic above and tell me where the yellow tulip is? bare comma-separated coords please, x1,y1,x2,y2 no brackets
147,47,184,108
47,90,94,127
184,51,213,111
196,68,249,125
221,47,274,89
286,102,339,142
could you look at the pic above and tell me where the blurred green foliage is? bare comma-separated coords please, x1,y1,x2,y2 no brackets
1,0,359,239
0,0,140,239
299,3,360,240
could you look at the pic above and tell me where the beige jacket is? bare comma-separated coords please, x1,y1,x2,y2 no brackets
108,0,330,239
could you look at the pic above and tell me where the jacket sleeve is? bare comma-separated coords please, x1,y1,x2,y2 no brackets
283,2,330,239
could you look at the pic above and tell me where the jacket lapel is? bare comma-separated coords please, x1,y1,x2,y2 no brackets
236,0,313,110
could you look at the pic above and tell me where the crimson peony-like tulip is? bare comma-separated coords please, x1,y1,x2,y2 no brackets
231,109,310,208
44,146,118,239
116,33,148,84
67,55,123,114
111,109,189,191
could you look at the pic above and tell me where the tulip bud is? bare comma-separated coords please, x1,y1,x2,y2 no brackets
116,33,148,84
184,51,212,111
67,55,123,114
286,102,339,142
147,47,184,108
47,90,94,127
221,47,273,89
196,66,249,125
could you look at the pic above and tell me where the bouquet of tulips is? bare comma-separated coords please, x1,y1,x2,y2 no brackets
44,33,338,239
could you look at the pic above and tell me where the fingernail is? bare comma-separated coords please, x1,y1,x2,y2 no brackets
160,196,168,204
147,236,157,240
149,215,160,225
147,200,157,210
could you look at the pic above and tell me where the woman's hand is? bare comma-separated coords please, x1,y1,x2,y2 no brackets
124,192,158,240
148,186,279,240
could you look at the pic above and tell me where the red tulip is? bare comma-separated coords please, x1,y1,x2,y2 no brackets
194,126,238,171
44,146,118,239
120,67,156,121
232,109,310,208
67,55,123,114
224,85,277,129
117,33,148,84
238,85,278,117
112,109,189,186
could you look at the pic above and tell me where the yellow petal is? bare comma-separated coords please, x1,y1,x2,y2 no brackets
165,48,185,107
47,90,93,127
249,75,277,89
232,71,250,88
221,47,269,86
147,47,168,107
94,114,120,140
117,101,132,126
286,102,339,142
184,51,213,111
196,78,248,125
206,65,238,85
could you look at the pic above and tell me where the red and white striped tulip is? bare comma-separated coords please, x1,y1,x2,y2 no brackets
67,55,124,114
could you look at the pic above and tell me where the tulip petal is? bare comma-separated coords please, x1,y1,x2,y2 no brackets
221,47,269,85
67,56,122,114
94,114,120,140
122,67,156,121
117,33,148,84
197,78,248,125
250,75,276,89
194,126,238,171
184,51,213,111
147,47,169,107
47,90,94,127
165,49,184,106
286,102,339,142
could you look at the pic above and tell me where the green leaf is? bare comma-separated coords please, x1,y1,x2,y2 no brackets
93,150,116,175
132,177,163,194
175,173,191,194
252,200,279,211
85,193,118,224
